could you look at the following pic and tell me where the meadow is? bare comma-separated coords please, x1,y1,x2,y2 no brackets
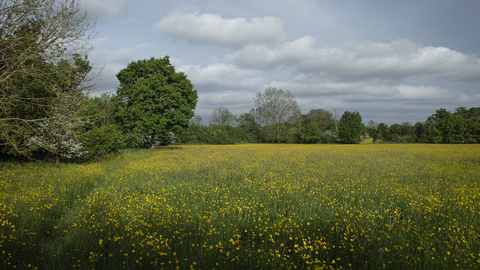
0,144,479,269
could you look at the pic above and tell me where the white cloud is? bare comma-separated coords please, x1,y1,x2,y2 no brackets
225,38,480,81
80,0,133,20
89,40,153,93
178,63,265,92
154,11,285,48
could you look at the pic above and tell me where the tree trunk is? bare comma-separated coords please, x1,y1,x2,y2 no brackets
151,134,156,149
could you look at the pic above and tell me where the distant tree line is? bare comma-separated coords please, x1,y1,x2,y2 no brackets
174,87,366,145
367,107,480,144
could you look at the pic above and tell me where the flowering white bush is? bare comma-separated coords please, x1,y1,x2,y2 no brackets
27,96,88,159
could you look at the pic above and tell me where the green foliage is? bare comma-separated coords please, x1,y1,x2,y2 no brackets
237,110,261,143
123,129,149,148
175,123,247,145
0,0,96,159
79,93,116,129
112,56,198,148
366,126,380,142
254,87,302,143
338,111,363,144
84,124,126,159
305,109,336,131
455,106,480,143
176,123,209,144
208,129,235,145
300,121,322,143
207,125,246,145
209,107,237,126
422,108,466,143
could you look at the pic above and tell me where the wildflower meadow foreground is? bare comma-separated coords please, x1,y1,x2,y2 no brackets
1,144,479,269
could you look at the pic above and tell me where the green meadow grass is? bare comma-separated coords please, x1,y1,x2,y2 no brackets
1,144,479,269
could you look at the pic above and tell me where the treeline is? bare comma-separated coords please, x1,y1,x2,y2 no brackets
175,107,344,144
367,107,480,144
174,89,365,145
176,106,480,145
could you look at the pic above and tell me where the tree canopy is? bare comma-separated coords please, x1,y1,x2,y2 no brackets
300,121,322,144
209,106,237,127
254,87,301,142
338,111,364,144
112,56,198,148
306,109,335,132
0,0,96,159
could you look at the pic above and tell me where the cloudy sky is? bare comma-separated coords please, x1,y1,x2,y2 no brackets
82,0,480,125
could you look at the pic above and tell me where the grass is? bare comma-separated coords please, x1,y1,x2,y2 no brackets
1,144,479,269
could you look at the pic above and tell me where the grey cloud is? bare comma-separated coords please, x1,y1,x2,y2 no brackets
178,63,266,92
267,77,478,125
154,11,286,48
89,40,153,93
80,0,133,20
271,79,473,104
225,37,480,81
195,93,255,121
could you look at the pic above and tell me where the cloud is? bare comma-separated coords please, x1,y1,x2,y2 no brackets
273,79,475,124
178,63,266,92
195,92,255,121
154,11,285,48
225,38,480,81
271,76,470,104
89,39,153,93
80,0,133,20
268,73,476,117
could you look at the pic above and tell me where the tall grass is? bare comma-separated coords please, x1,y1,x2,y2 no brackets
1,144,479,269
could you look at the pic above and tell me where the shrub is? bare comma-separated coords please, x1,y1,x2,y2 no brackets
85,125,126,159
209,130,235,145
300,121,322,143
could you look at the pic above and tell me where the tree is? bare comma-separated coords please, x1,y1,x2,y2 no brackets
300,121,322,143
238,109,261,143
80,93,117,129
253,87,301,142
414,122,427,143
112,56,198,148
367,120,378,129
377,123,392,142
190,115,203,126
455,106,480,143
0,0,97,158
209,106,237,126
305,109,335,131
425,108,465,143
389,123,402,141
84,124,126,159
338,111,363,144
366,120,379,142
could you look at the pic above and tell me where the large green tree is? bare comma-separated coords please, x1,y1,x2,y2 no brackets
422,108,465,143
338,111,364,144
455,106,480,143
112,56,198,148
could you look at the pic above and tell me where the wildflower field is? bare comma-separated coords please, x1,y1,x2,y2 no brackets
1,144,479,269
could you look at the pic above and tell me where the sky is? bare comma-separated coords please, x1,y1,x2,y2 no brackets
81,0,480,125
